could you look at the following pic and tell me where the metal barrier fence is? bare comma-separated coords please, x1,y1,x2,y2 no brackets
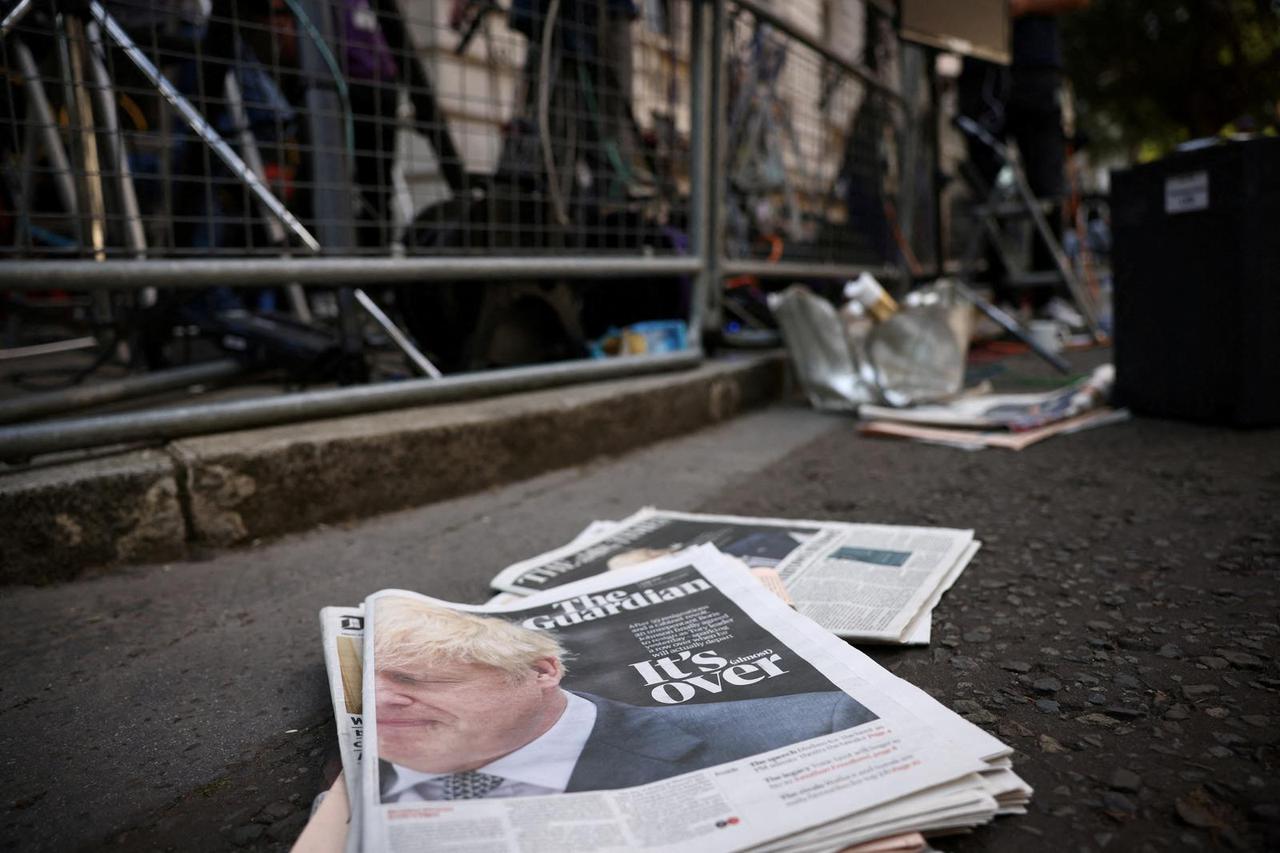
0,0,939,456
2,0,702,257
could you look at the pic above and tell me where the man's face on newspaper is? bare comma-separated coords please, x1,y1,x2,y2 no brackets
376,656,565,773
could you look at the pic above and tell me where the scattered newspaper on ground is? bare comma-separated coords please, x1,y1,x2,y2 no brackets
857,364,1115,431
855,364,1129,450
896,540,979,646
344,546,1028,852
487,509,977,644
307,523,1016,851
859,408,1130,451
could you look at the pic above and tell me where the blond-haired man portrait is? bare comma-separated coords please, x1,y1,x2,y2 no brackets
375,598,875,803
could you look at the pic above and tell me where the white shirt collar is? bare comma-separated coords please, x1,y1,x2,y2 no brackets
383,691,597,799
483,690,596,788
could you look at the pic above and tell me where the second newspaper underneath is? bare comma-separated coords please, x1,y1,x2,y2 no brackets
358,546,1014,852
487,509,976,642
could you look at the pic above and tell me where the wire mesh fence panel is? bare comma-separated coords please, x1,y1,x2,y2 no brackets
719,0,938,275
0,0,941,270
0,0,949,448
0,0,694,260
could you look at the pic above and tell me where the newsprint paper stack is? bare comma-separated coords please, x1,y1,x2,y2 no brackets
299,530,1032,852
489,509,982,645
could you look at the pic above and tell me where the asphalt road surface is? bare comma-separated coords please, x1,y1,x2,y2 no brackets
4,351,1278,852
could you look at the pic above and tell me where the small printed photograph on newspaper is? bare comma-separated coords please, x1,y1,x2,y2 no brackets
489,509,826,593
487,509,978,644
356,547,1024,853
320,607,366,804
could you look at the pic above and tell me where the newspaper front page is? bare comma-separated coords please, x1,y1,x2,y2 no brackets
358,547,1000,852
487,510,975,642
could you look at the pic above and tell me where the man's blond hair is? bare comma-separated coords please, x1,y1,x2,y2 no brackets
374,597,569,680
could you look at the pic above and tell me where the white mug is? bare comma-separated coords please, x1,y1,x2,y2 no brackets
1027,319,1068,355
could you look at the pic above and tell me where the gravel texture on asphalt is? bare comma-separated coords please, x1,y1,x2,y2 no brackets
702,353,1280,853
6,348,1278,852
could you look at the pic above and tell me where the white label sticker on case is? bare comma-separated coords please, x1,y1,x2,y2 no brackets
1165,171,1209,214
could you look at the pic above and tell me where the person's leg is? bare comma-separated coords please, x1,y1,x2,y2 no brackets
956,59,1009,191
1007,68,1065,201
956,60,1011,293
1006,67,1066,309
350,81,396,251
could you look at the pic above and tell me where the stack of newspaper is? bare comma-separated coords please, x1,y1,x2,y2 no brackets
488,509,981,645
302,542,1030,852
857,364,1126,450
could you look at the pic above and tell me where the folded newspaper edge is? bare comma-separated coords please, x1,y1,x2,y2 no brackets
855,364,1116,431
486,509,977,643
335,546,1029,852
893,540,980,647
858,408,1128,451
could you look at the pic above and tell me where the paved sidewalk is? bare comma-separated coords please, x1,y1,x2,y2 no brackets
4,348,1278,852
1,403,843,852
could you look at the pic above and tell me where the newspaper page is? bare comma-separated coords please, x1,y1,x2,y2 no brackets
320,546,1016,850
359,546,999,853
488,510,829,594
488,509,974,642
778,523,973,642
859,408,1130,451
897,540,980,646
321,607,367,799
319,607,367,853
857,364,1114,431
486,521,622,607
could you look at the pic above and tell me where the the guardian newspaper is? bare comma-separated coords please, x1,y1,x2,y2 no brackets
355,547,1021,852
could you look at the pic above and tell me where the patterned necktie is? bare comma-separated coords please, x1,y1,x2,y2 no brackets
440,770,505,800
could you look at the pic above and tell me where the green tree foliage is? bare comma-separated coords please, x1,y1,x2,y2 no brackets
1062,0,1280,158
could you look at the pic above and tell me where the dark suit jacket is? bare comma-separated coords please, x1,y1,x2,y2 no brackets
564,690,875,792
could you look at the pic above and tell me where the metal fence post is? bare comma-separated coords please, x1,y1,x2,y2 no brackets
688,0,725,349
927,48,947,278
708,0,727,340
11,41,79,224
289,0,366,376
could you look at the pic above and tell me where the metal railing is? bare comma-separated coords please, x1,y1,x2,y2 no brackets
0,0,934,458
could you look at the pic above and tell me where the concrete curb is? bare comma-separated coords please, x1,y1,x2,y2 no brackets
1,449,186,584
5,353,787,583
